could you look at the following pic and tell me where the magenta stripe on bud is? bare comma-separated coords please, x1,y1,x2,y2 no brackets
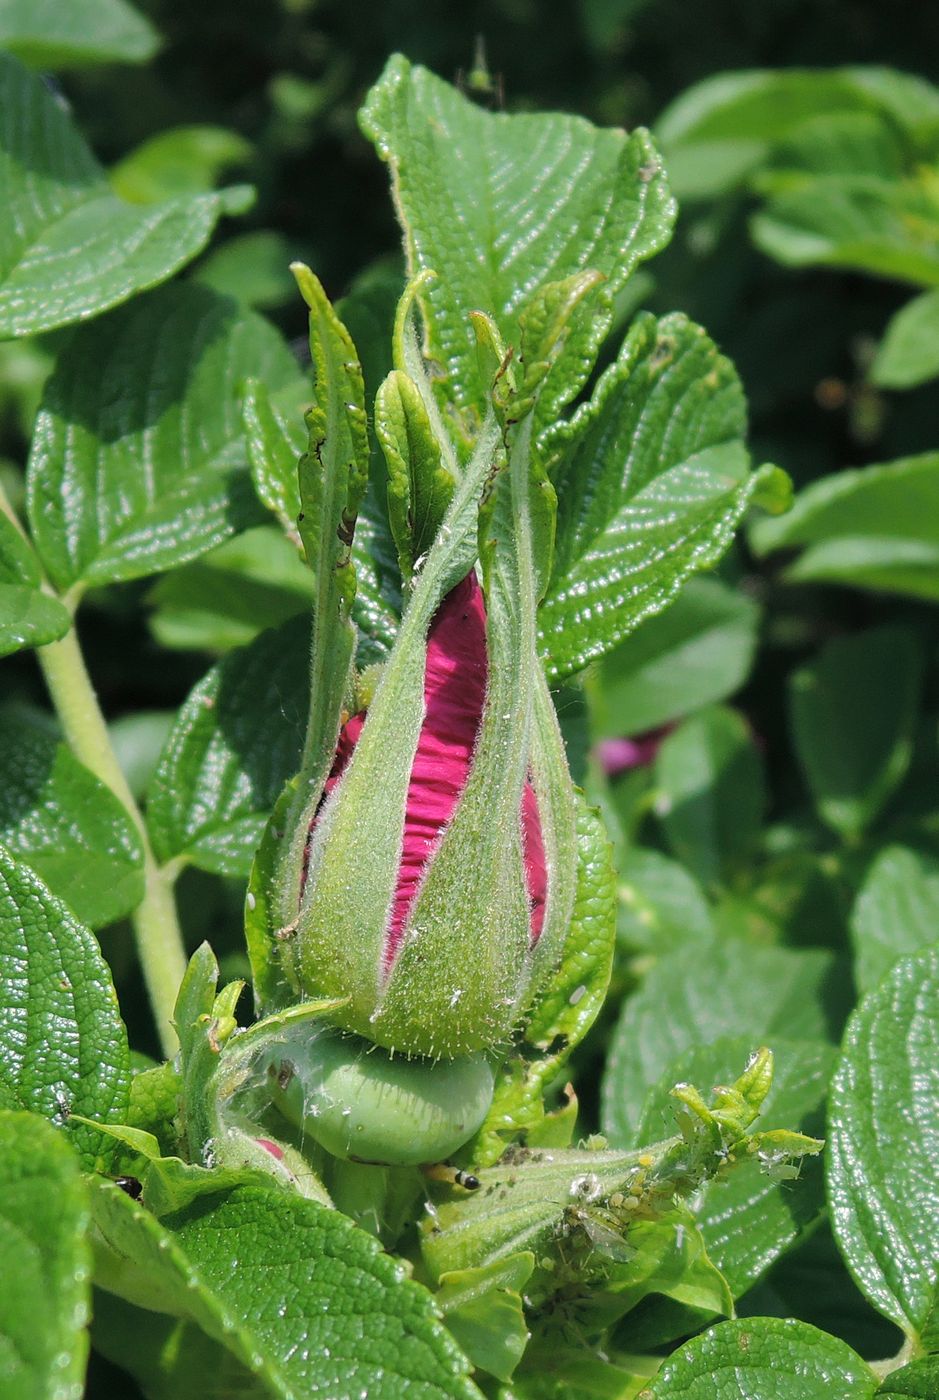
307,573,547,967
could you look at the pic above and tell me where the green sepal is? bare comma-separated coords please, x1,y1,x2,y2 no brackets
469,309,513,415
274,264,370,931
435,1253,535,1382
245,778,305,1014
172,943,245,1162
514,270,605,424
376,368,457,582
464,793,615,1168
423,1053,822,1297
288,412,501,1051
72,1116,266,1217
391,269,461,484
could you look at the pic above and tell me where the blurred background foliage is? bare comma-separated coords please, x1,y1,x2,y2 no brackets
3,0,939,1377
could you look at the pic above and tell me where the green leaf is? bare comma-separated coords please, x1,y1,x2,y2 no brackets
512,1341,650,1399
872,289,939,389
752,175,939,287
0,706,144,926
194,230,303,310
600,1214,733,1326
851,846,939,994
757,110,907,186
0,0,159,68
436,1254,534,1383
540,314,775,683
592,577,760,738
601,938,837,1145
615,846,713,957
652,705,766,888
0,511,70,655
26,284,298,591
788,626,921,840
640,1318,876,1399
360,54,675,439
466,793,616,1166
753,1220,902,1363
159,1183,481,1398
635,1037,833,1302
92,1291,266,1400
0,846,130,1170
110,126,251,204
828,945,939,1342
98,1177,480,1397
750,453,939,602
0,52,247,339
655,68,910,200
147,526,313,654
878,1359,939,1397
0,1110,91,1400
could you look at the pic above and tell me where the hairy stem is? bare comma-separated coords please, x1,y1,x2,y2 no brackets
37,625,188,1056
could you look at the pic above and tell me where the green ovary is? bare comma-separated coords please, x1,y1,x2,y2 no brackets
271,1026,495,1166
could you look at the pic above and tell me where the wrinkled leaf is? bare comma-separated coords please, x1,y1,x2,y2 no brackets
111,126,251,204
0,52,247,338
751,452,939,602
93,1180,481,1399
147,621,308,875
828,946,939,1342
601,938,837,1145
0,1110,91,1400
27,284,298,591
752,175,939,287
0,846,130,1170
0,706,144,927
147,527,313,654
194,230,303,310
615,846,713,957
877,1359,939,1397
640,1318,876,1399
436,1255,533,1383
361,54,675,439
851,845,939,994
635,1037,832,1301
0,512,70,655
540,314,781,682
592,577,760,738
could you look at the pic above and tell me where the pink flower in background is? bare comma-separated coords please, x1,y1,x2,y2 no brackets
597,725,674,778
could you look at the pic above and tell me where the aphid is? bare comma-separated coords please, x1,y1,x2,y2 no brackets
423,1164,481,1190
556,1201,634,1265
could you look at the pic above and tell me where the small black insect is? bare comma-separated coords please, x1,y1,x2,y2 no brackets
115,1175,143,1200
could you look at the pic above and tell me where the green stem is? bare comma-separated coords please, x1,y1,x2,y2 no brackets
0,479,187,1057
37,624,187,1058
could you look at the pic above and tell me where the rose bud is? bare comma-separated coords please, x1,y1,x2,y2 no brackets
281,559,575,1064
